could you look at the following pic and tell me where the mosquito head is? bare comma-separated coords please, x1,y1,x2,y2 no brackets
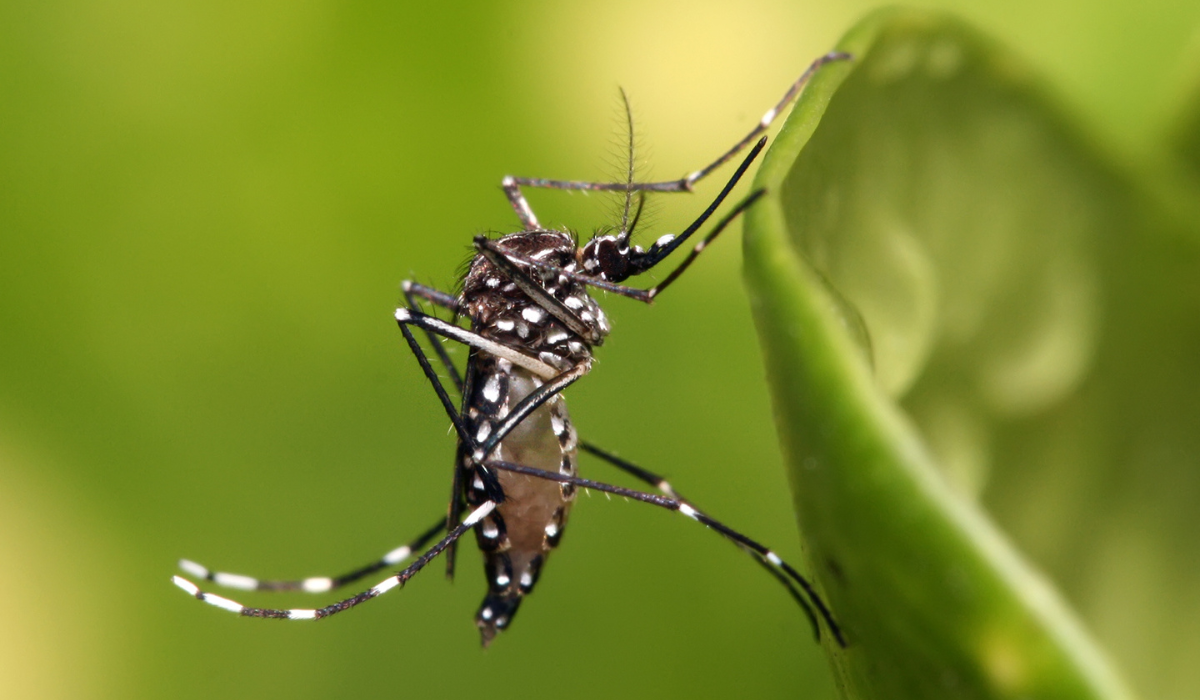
577,234,631,282
578,228,673,284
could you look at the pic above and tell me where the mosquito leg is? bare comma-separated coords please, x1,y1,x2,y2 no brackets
502,176,542,229
445,445,468,580
396,307,559,380
579,442,681,499
397,282,477,576
403,280,464,316
172,502,497,620
396,320,479,452
402,281,468,393
177,518,445,594
499,51,851,219
396,319,512,510
677,51,851,187
484,459,845,647
578,442,821,639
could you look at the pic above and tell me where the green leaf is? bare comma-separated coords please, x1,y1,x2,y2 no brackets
1170,51,1200,176
742,8,1183,699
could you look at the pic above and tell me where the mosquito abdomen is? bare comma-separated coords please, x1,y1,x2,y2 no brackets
465,360,578,646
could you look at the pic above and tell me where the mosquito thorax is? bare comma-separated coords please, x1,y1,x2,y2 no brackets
463,229,612,367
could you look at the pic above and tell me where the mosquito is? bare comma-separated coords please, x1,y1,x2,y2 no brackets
173,51,851,648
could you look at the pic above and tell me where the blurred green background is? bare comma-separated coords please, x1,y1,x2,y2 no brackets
3,2,1199,699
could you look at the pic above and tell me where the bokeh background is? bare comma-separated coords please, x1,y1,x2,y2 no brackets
3,2,1199,699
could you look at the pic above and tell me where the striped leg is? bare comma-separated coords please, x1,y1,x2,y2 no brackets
172,502,496,620
500,51,853,228
177,518,445,595
395,294,834,641
485,459,845,647
395,307,559,380
402,280,468,394
396,283,475,576
579,443,822,640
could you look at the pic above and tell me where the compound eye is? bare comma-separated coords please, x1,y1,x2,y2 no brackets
595,238,629,282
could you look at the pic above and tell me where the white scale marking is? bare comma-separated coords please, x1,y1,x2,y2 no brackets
760,106,777,127
655,233,675,248
178,559,208,579
476,422,492,442
173,576,200,596
546,330,569,345
481,606,493,620
464,501,498,526
520,572,533,588
545,523,559,537
496,319,515,331
550,413,566,436
521,306,546,324
372,577,401,596
678,503,699,520
564,295,584,310
289,609,318,620
213,572,258,591
302,577,334,593
766,552,783,566
204,594,244,614
482,374,501,402
383,545,412,565
496,574,510,586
